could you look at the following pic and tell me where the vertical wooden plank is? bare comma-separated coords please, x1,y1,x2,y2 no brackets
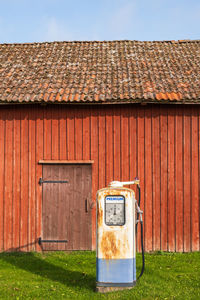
175,107,184,252
52,107,59,160
191,107,199,251
74,109,83,250
121,106,129,182
129,106,137,196
67,108,75,160
160,108,168,251
75,107,83,160
144,106,153,251
82,108,90,161
72,165,82,250
20,107,29,251
137,106,145,252
13,108,21,250
113,106,121,181
105,108,114,185
98,108,106,189
167,107,175,252
183,107,191,252
59,107,67,160
42,165,53,250
58,165,69,250
199,108,200,252
0,109,5,251
65,165,74,250
50,165,60,251
91,107,98,250
84,165,92,250
43,108,52,160
79,165,92,250
51,107,59,250
28,108,36,251
4,108,13,251
35,106,44,251
152,106,161,251
43,108,52,250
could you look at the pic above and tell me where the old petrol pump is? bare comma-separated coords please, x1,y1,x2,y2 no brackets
96,179,145,293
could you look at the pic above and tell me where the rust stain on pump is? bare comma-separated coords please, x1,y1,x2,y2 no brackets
97,203,103,227
101,231,120,259
97,186,136,260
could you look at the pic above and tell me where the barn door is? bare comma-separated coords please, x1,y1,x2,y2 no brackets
41,164,92,250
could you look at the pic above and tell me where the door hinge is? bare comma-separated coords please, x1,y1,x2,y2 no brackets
39,178,69,185
38,237,68,245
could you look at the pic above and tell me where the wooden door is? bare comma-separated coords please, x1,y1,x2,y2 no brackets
41,164,92,250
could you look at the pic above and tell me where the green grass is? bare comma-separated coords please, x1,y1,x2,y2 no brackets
0,251,199,299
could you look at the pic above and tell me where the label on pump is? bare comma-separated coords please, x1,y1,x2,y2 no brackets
105,195,125,226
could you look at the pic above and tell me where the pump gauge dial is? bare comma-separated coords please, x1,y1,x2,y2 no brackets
105,195,125,226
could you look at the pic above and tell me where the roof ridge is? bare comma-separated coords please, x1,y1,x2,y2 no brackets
0,39,200,46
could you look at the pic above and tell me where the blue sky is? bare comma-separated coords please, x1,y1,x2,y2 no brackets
0,0,199,43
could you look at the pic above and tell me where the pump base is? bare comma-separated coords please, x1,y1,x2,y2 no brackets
96,281,136,293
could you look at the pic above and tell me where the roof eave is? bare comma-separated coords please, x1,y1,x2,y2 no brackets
0,98,200,105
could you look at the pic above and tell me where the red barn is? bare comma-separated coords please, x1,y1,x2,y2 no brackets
0,40,199,252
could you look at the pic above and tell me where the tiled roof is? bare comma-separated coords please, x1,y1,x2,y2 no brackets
0,40,200,104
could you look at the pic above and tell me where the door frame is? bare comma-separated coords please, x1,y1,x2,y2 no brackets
38,160,94,250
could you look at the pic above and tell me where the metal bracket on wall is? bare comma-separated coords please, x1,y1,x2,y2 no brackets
38,237,68,245
39,178,69,185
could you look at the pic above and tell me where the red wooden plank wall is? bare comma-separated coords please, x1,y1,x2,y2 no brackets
0,104,199,252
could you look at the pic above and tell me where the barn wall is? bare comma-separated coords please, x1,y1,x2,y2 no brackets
0,104,199,252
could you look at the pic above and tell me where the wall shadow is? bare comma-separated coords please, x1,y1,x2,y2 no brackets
0,252,96,291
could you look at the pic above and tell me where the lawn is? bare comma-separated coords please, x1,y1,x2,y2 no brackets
0,251,199,300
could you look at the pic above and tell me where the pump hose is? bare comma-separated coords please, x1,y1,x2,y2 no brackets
135,184,141,235
136,184,145,280
138,220,145,278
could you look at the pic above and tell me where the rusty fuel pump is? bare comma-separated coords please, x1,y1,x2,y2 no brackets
96,179,144,293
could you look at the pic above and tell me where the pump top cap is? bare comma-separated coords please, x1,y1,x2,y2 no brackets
108,180,140,188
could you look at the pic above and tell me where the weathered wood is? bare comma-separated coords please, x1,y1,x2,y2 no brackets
160,109,168,251
152,106,161,251
4,108,13,251
113,107,121,182
67,108,75,160
0,108,5,251
144,106,153,252
183,107,191,252
90,107,98,250
20,108,29,251
59,107,67,160
35,107,43,251
191,107,199,251
137,107,145,252
0,104,199,252
106,108,113,185
175,107,184,252
13,107,21,250
98,108,106,189
167,107,175,252
121,107,129,183
42,164,92,250
28,108,36,251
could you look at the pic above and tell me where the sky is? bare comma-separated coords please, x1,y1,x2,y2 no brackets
0,0,199,43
